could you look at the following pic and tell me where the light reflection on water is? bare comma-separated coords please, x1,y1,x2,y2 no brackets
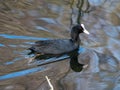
0,34,49,40
0,0,120,90
35,26,50,32
0,47,84,80
0,44,5,47
0,67,45,80
3,57,24,65
39,18,57,24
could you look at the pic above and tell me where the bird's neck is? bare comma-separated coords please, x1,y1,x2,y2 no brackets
75,38,80,47
71,34,80,47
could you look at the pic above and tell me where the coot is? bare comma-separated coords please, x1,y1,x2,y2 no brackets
29,24,89,55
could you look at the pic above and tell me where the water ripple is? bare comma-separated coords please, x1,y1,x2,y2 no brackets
29,54,69,66
35,26,50,32
0,34,49,40
0,67,45,80
38,18,57,24
29,47,84,66
0,43,5,47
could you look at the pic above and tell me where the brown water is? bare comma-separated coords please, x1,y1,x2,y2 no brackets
0,0,120,90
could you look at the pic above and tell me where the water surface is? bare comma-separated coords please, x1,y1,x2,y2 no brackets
0,0,120,90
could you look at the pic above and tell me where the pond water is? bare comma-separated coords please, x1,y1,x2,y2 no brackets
0,0,120,90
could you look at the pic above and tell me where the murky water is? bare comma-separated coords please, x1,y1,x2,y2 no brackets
0,0,120,90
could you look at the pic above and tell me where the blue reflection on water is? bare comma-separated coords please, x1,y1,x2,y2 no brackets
0,47,86,80
0,43,5,47
4,57,23,65
39,18,57,24
24,42,35,44
8,44,17,47
0,67,45,80
35,26,50,32
0,34,49,40
4,61,14,65
30,54,69,66
78,47,86,53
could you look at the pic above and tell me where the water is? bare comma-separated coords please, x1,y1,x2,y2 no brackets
0,0,120,90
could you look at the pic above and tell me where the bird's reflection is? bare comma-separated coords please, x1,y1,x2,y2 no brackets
69,49,84,72
29,49,84,72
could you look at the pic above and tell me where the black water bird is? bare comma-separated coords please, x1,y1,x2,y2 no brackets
29,24,89,55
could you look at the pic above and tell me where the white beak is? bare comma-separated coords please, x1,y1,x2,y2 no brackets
81,24,90,34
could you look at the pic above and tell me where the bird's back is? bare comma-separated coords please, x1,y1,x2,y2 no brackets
29,39,79,54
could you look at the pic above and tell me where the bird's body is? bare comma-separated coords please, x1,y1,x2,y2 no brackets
29,39,79,54
29,24,89,55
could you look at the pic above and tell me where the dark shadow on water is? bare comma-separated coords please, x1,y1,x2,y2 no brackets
69,49,84,72
0,48,84,81
32,48,84,72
